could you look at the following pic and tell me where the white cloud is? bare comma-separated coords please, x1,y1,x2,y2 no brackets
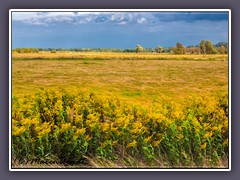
12,12,40,20
11,11,228,27
12,12,109,21
137,17,146,24
12,12,155,26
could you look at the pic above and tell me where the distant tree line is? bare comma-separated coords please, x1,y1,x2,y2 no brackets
12,40,228,54
13,48,39,53
12,47,172,53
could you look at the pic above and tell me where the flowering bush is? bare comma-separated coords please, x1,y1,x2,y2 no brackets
12,89,228,167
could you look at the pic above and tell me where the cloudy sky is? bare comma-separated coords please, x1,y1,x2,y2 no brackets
11,11,229,49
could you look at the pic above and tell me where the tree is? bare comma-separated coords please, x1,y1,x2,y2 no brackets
172,42,186,54
205,40,218,54
136,44,144,53
199,40,206,55
155,45,163,53
32,48,39,53
218,45,228,54
187,47,200,54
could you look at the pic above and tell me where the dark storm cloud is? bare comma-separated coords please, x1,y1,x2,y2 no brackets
95,16,108,23
12,12,229,26
153,12,228,22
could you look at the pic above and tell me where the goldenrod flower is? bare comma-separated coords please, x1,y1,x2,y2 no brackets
12,126,26,136
127,140,137,148
20,118,32,126
223,139,228,146
204,132,213,138
199,117,204,122
145,136,152,143
86,120,91,126
101,123,109,132
110,123,117,132
35,122,51,138
31,118,40,126
85,135,92,141
212,126,218,131
74,128,86,138
179,134,184,139
201,142,207,149
131,128,139,134
152,140,162,147
61,123,71,133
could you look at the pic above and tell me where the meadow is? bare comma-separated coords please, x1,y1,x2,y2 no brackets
11,52,229,168
12,51,228,61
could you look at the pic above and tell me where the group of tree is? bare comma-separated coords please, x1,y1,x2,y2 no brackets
171,42,186,54
170,40,228,55
200,40,228,54
135,40,227,55
12,40,228,54
135,44,170,53
199,40,217,54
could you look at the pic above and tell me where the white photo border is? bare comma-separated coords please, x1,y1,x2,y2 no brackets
9,9,231,172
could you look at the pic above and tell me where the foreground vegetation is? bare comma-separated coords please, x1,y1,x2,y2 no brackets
11,53,229,168
12,89,228,168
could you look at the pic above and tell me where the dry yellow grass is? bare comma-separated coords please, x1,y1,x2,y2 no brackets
12,156,228,169
12,51,228,61
12,59,228,104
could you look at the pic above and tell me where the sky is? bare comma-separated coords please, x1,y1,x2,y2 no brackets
11,11,229,49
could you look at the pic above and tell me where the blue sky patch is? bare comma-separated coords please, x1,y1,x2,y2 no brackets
12,11,229,49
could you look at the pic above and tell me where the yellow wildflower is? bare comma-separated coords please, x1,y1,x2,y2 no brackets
131,128,139,134
173,110,183,119
20,118,32,126
201,142,207,149
61,123,71,133
179,134,184,139
101,123,109,132
223,139,228,146
75,115,83,124
145,136,152,143
85,135,92,141
35,122,51,138
152,140,162,147
204,132,213,139
12,126,26,136
74,128,86,138
110,123,117,132
86,120,92,126
31,118,39,126
127,140,137,148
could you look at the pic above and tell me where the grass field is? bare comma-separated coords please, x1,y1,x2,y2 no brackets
12,51,228,61
12,55,228,103
11,52,229,168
